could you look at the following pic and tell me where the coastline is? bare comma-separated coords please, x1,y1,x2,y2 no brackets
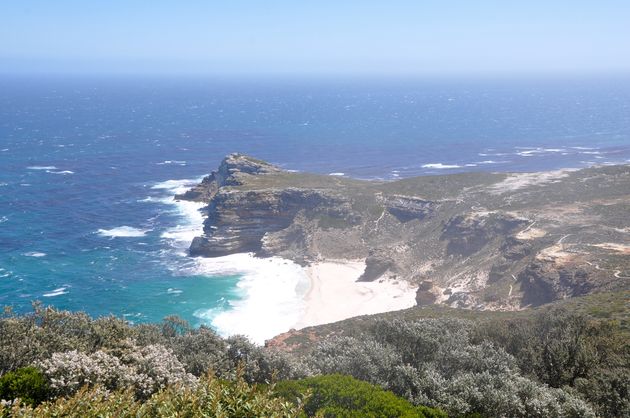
294,259,417,329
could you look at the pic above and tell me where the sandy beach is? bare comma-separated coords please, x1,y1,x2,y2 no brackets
295,260,417,329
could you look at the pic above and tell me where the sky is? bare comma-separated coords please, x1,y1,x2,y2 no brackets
1,0,629,77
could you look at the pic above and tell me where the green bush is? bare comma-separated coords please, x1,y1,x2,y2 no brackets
1,373,302,417
275,374,446,418
0,367,50,406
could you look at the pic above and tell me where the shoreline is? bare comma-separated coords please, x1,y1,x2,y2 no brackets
294,259,417,329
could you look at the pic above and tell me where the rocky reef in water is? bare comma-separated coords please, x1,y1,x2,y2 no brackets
178,153,630,310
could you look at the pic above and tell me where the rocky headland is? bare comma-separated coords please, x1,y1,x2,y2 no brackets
178,153,630,312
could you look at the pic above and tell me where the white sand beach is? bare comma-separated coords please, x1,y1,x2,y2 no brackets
295,260,417,329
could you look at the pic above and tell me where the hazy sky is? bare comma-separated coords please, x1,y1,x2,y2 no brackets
1,0,629,76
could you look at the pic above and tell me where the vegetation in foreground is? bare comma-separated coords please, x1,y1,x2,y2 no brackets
274,374,446,418
0,300,628,417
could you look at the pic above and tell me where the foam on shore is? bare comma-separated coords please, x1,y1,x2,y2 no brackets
191,254,308,344
151,177,207,254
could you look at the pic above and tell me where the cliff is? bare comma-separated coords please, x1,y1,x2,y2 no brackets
179,154,630,310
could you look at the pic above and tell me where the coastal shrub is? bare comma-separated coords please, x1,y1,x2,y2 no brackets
306,319,595,417
38,343,197,399
167,326,230,376
2,304,626,415
0,305,301,387
275,374,446,418
225,335,311,383
0,304,134,374
1,373,304,417
574,367,630,418
471,307,630,416
0,367,50,406
307,337,403,389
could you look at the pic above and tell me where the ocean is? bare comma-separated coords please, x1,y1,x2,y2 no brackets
1,75,629,342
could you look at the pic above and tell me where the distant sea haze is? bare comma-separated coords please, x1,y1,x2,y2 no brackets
1,76,629,341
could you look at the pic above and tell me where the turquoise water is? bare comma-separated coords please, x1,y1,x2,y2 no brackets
1,76,630,333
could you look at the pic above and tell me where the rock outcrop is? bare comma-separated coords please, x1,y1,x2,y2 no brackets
415,280,438,305
357,250,398,282
441,212,529,257
190,188,355,257
382,195,437,222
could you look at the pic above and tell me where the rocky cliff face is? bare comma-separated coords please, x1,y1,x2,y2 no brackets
183,154,360,260
189,187,356,258
180,154,630,310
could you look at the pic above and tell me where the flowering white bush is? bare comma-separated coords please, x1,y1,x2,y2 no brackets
123,343,197,396
38,341,197,399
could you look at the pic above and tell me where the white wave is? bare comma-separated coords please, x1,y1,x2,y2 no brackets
47,170,74,175
465,163,477,167
157,160,187,165
97,226,150,238
43,287,68,297
329,172,345,176
516,150,537,157
151,177,205,196
579,151,602,155
479,152,509,156
0,182,9,186
27,166,57,170
23,251,46,257
516,147,568,157
476,160,510,165
191,253,308,344
167,288,183,295
0,216,8,223
1,149,8,152
159,200,206,252
422,163,462,169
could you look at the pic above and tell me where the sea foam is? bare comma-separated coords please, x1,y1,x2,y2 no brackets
97,226,150,238
23,252,46,257
422,163,462,169
47,170,75,175
43,287,68,297
192,254,308,344
27,166,57,170
151,177,207,253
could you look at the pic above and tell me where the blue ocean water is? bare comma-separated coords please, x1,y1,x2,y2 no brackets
1,76,630,338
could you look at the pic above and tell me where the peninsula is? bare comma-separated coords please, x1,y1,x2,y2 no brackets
178,153,630,320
